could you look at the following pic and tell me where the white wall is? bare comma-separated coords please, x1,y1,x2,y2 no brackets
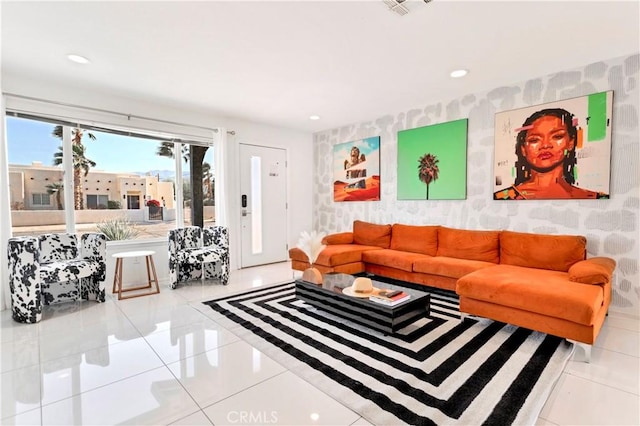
1,72,313,298
312,54,640,318
225,116,314,254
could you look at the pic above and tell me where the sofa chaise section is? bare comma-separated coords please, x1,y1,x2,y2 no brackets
457,231,615,347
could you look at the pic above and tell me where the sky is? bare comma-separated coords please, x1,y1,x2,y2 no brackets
6,116,213,175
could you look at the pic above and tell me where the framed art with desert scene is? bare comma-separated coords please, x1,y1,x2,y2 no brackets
493,91,613,200
333,136,380,202
397,119,468,200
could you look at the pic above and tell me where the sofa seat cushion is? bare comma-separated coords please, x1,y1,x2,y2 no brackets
177,246,225,264
362,249,431,272
457,265,604,326
40,260,100,284
413,256,496,279
289,245,381,267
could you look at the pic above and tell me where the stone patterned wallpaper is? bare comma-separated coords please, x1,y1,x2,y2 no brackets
313,53,639,317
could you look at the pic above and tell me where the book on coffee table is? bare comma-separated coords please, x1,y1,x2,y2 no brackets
369,290,411,306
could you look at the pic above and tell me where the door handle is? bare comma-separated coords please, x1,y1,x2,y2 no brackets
242,209,251,217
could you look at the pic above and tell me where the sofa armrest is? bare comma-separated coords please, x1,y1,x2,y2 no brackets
8,236,40,282
204,226,229,252
81,233,106,262
81,233,107,283
168,229,182,261
569,257,616,285
322,232,353,245
8,236,42,323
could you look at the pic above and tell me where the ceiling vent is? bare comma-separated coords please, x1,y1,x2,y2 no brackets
383,0,433,16
383,0,409,16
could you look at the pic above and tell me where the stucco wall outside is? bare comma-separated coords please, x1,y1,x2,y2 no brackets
9,163,177,210
11,206,212,228
313,53,640,317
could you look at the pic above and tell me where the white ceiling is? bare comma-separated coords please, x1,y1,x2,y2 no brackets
2,1,639,133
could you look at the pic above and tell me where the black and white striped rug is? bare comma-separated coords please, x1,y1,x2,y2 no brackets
204,282,573,425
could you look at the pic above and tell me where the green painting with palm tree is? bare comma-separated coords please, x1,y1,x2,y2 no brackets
397,119,467,200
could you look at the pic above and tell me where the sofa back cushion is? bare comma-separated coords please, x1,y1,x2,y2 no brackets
436,227,500,263
390,224,439,256
39,233,78,263
353,220,392,249
500,230,586,272
176,226,203,249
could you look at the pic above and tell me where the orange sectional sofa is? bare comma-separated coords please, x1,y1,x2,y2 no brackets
289,220,616,348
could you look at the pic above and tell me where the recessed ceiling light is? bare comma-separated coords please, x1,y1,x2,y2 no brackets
450,69,468,78
67,54,90,64
309,115,321,120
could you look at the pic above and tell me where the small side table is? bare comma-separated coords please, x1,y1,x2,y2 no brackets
112,250,160,300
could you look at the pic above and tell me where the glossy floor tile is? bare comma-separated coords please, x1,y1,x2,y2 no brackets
540,373,640,425
1,365,42,420
167,340,286,407
1,261,638,425
0,336,40,373
0,309,41,344
41,367,200,425
144,319,240,364
351,417,374,426
40,338,165,405
538,314,640,425
169,410,213,426
202,371,361,425
594,321,640,358
125,304,214,336
38,315,141,364
564,345,640,395
1,408,42,426
34,296,130,323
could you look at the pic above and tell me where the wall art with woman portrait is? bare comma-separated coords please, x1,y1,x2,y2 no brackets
333,136,380,202
493,91,613,200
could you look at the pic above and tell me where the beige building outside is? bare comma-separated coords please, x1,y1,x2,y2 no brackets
9,161,177,229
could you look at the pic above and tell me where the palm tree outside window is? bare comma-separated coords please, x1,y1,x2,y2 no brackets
52,126,97,210
45,181,64,210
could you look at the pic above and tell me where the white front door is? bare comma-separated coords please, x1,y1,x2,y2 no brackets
239,144,288,268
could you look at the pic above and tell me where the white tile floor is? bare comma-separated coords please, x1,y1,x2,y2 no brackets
1,262,638,425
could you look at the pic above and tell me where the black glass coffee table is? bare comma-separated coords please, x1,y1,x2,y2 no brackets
295,273,430,334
